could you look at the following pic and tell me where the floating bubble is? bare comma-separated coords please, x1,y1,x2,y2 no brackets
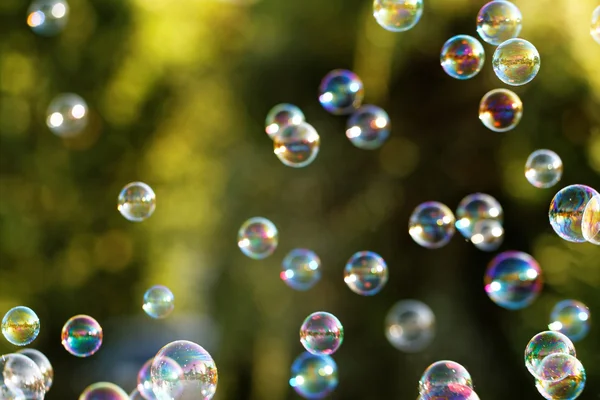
440,35,485,80
524,149,563,189
536,354,586,400
136,358,156,400
265,104,305,140
237,217,278,259
274,122,320,168
318,70,364,115
421,384,480,400
344,251,388,296
548,300,590,342
281,249,321,291
61,315,103,357
17,349,53,392
492,38,540,86
525,331,576,379
46,93,88,137
455,193,503,240
117,182,156,222
27,0,69,36
143,285,175,319
151,340,218,400
419,360,473,394
346,105,391,150
471,219,504,252
409,201,456,249
549,185,600,243
79,382,129,400
582,194,600,245
300,312,344,356
478,89,522,132
289,352,338,399
373,0,424,32
0,353,45,399
476,1,522,45
1,307,40,347
385,300,435,353
592,6,600,45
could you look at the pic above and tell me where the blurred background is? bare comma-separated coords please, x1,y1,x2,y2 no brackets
1,0,599,398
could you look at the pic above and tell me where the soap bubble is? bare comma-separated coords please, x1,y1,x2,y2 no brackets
536,354,586,400
484,251,542,310
471,219,504,252
151,340,217,400
549,185,600,243
582,194,600,245
117,182,156,222
476,1,522,45
289,352,338,399
346,105,390,150
524,149,563,189
0,353,45,399
440,35,485,80
385,300,435,353
79,382,129,400
300,312,344,356
478,89,523,132
274,122,320,168
409,201,456,249
17,349,53,392
524,331,576,379
61,315,103,357
46,93,88,137
592,6,600,45
548,300,590,342
2,306,40,346
535,353,582,383
265,103,305,139
281,249,321,291
492,38,540,86
419,360,473,394
318,70,364,115
136,358,156,400
27,0,69,36
455,193,503,239
421,384,480,400
344,251,388,296
373,0,424,32
143,285,175,319
237,217,278,259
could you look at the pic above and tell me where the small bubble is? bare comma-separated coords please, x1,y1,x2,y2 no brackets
479,89,522,132
319,70,364,115
440,35,485,80
492,38,540,86
373,0,424,32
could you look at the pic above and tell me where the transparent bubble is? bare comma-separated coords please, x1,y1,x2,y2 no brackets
17,349,53,392
478,89,522,132
344,251,388,296
143,285,175,319
419,360,473,394
582,194,600,245
548,300,590,342
524,149,563,189
471,219,504,252
492,38,540,86
346,105,390,150
0,353,45,399
421,384,480,400
151,340,217,400
1,306,40,346
265,104,305,140
27,0,69,36
592,6,600,45
373,0,424,32
409,201,456,249
440,35,485,80
535,353,582,383
476,1,522,45
237,217,278,260
117,182,156,222
318,70,364,115
46,93,88,137
385,300,435,353
274,122,320,168
289,352,338,399
281,249,321,291
136,358,156,400
549,185,600,243
79,382,129,400
524,331,576,379
300,312,344,356
455,193,503,239
484,251,542,310
536,354,586,400
61,315,103,357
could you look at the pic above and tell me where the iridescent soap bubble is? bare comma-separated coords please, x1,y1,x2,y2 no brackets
536,354,586,400
274,122,320,168
61,315,103,357
419,360,473,394
549,185,600,243
318,70,364,115
408,201,456,249
46,93,88,137
582,194,600,245
478,89,522,132
549,300,590,342
344,251,388,296
137,358,156,400
17,349,53,392
524,331,576,378
440,35,485,80
484,251,542,310
476,1,522,45
281,249,321,291
143,285,175,319
0,353,45,399
79,382,129,400
117,182,156,222
525,149,563,189
421,384,480,400
289,352,338,399
151,340,218,400
2,306,40,347
237,217,278,259
592,6,600,45
27,0,69,36
455,193,503,239
471,219,504,252
300,312,344,356
265,104,305,140
346,105,390,150
492,38,540,86
373,0,424,32
385,300,435,353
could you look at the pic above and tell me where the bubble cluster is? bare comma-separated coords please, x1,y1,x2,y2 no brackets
137,358,156,400
471,219,504,252
143,285,175,319
289,352,338,399
549,184,600,243
318,70,364,115
440,35,485,80
237,217,278,259
548,300,590,342
0,353,46,399
455,193,503,240
409,201,456,249
117,182,156,222
344,251,388,296
346,105,390,150
582,194,600,245
385,300,435,353
17,349,53,392
27,0,69,36
46,93,88,137
592,6,600,45
524,331,576,379
373,0,424,32
281,249,322,291
61,315,103,357
478,89,523,132
419,360,473,395
535,354,586,400
2,306,40,347
476,1,522,45
300,312,344,356
525,149,563,189
274,122,320,168
492,38,540,86
265,103,305,139
79,382,129,400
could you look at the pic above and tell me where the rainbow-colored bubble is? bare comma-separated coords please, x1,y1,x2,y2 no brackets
61,315,103,357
